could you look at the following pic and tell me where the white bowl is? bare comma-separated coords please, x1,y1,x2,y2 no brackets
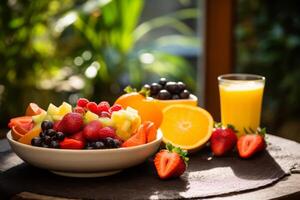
7,130,162,177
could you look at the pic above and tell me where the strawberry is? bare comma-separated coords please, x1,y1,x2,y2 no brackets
59,112,84,135
53,120,62,132
122,125,146,147
210,124,238,156
237,128,266,158
86,102,98,114
109,104,123,113
70,131,86,143
83,120,102,141
154,143,188,179
73,106,85,115
59,138,85,149
98,127,116,139
97,101,110,113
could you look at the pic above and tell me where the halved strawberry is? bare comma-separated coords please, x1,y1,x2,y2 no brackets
59,138,85,149
154,143,189,179
70,131,86,143
237,128,266,158
121,125,146,147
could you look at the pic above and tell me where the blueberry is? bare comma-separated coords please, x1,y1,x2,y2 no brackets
39,131,46,138
41,120,53,131
157,90,171,100
143,84,150,90
50,140,60,148
95,141,105,149
172,94,180,100
177,82,186,92
55,132,65,141
31,137,42,147
150,83,162,96
45,129,56,137
42,143,49,148
88,142,96,148
44,135,52,145
159,78,167,87
105,137,116,148
165,82,180,94
113,139,122,148
179,89,190,99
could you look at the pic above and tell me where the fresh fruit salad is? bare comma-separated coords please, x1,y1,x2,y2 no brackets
9,99,158,150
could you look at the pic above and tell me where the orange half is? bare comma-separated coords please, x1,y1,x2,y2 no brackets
160,104,213,152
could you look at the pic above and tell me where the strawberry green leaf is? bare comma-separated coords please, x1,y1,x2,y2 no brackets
257,127,266,138
165,143,189,165
214,122,222,128
227,124,238,133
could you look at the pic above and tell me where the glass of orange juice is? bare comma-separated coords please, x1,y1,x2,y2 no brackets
218,74,265,137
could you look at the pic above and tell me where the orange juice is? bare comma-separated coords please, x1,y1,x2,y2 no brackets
218,74,265,137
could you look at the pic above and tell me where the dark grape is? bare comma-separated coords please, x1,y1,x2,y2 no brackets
150,83,162,95
165,82,180,94
179,89,190,99
159,78,167,87
157,90,171,100
41,120,53,131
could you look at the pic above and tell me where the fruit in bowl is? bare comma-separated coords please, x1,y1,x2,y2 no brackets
7,99,162,177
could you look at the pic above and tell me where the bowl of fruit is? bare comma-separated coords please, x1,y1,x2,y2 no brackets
7,100,162,177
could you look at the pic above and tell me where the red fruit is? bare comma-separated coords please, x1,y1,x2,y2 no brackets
109,104,123,113
154,143,188,179
70,131,86,143
73,106,85,115
83,120,102,141
86,102,98,114
237,134,265,158
77,98,89,108
97,101,110,113
59,138,85,149
59,113,84,135
100,111,111,118
98,127,116,139
122,125,147,147
210,125,237,156
53,120,62,132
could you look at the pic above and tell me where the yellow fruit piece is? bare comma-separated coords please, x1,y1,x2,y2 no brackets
111,107,141,141
32,112,47,124
98,117,115,127
160,104,213,152
57,102,72,116
47,103,59,116
18,124,42,145
84,111,99,123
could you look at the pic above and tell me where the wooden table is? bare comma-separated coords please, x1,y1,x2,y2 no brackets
1,135,299,200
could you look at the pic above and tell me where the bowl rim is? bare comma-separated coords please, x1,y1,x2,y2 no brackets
7,129,163,154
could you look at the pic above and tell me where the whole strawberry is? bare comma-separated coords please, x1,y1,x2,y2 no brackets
237,128,266,158
210,124,238,156
59,112,84,135
83,120,103,141
154,143,188,179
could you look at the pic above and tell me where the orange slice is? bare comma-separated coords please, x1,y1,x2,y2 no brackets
18,124,42,145
160,104,213,152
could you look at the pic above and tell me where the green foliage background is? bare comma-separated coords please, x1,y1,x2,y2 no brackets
0,0,198,129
